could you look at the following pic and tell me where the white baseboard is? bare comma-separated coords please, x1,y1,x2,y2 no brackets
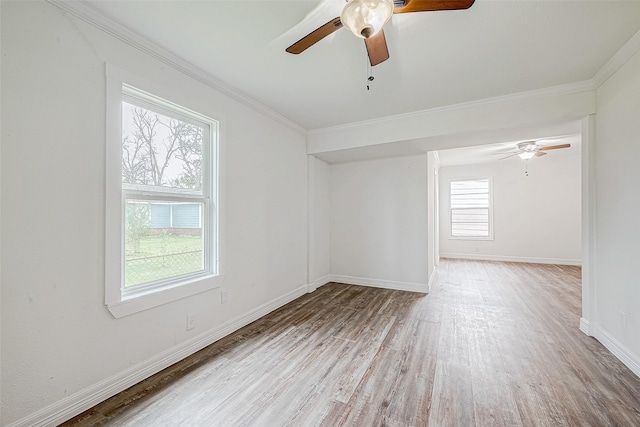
440,253,582,266
329,274,428,294
594,327,640,378
307,274,331,293
7,284,310,427
427,266,438,292
579,317,596,335
579,320,640,379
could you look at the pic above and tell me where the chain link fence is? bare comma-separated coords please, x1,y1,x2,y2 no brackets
125,249,203,286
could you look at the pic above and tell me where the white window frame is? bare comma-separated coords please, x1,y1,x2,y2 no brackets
449,177,494,240
105,64,224,318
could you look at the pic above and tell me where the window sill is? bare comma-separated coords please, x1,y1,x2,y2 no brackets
106,274,224,319
449,236,494,241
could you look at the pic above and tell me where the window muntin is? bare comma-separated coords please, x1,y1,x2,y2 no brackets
120,85,217,299
450,178,492,239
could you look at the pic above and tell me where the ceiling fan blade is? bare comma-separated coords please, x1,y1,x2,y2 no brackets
499,153,520,161
364,29,390,66
534,151,548,157
539,143,571,151
286,17,343,55
394,0,475,14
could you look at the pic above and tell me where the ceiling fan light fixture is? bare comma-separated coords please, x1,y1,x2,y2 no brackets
341,0,394,39
518,141,537,152
519,151,536,160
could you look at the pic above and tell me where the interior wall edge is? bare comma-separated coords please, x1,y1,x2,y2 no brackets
329,275,428,294
580,114,597,343
580,317,595,336
590,323,640,379
439,253,582,267
591,27,640,89
427,265,438,293
307,274,332,293
307,155,316,285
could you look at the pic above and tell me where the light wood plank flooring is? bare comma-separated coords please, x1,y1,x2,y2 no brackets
63,259,640,426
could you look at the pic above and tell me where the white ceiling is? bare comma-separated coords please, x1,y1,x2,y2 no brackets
83,0,640,131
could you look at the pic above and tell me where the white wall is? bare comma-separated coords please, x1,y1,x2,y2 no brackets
330,154,429,291
0,2,307,425
439,155,581,264
308,156,331,287
593,47,640,364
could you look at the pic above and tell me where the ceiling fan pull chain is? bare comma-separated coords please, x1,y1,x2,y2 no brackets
366,56,374,90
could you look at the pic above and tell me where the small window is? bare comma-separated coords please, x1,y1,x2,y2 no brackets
450,178,492,239
105,64,222,318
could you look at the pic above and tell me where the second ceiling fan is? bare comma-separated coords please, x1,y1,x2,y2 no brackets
500,141,572,160
286,0,476,66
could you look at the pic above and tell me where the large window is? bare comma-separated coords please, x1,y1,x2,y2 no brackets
106,65,221,318
450,178,492,239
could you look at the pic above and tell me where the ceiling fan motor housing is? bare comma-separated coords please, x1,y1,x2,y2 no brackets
518,141,538,151
341,0,395,39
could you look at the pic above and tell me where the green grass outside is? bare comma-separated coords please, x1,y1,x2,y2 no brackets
125,234,203,287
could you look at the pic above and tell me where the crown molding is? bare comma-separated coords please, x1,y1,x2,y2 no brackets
45,0,640,138
45,0,307,136
308,79,594,136
591,28,640,89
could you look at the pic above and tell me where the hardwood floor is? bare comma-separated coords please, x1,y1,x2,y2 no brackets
63,259,640,426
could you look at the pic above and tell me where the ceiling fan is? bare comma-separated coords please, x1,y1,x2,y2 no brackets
286,0,476,66
500,141,571,161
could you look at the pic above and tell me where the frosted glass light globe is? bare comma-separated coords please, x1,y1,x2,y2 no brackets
341,0,394,39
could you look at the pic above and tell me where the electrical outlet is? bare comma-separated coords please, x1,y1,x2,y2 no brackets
186,315,196,331
221,288,229,304
620,311,628,329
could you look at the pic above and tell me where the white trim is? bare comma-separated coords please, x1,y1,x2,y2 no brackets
579,322,640,380
427,266,438,293
439,253,582,266
105,63,225,318
6,283,309,427
592,28,640,89
307,156,316,287
45,0,305,136
107,275,224,319
594,328,640,379
329,275,428,294
580,116,597,336
307,274,332,293
580,317,595,336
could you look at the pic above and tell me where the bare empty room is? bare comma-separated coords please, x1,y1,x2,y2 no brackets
2,1,640,426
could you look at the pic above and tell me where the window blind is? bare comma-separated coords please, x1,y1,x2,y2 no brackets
450,178,490,238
